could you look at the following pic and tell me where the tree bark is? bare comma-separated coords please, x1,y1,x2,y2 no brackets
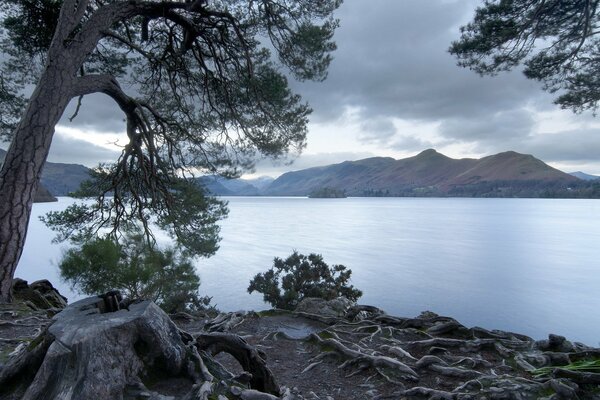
0,66,74,302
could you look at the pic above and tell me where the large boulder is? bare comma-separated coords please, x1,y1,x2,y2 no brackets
294,297,354,318
0,295,283,400
0,297,193,399
11,279,67,310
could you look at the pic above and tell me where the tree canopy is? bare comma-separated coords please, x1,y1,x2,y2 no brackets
450,0,600,113
0,0,342,302
58,225,213,313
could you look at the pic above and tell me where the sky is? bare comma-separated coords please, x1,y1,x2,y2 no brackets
9,0,600,177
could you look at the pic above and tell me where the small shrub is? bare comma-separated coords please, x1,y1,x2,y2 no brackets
247,251,362,310
59,226,213,314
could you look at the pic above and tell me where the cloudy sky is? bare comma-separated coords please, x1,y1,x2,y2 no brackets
13,0,600,176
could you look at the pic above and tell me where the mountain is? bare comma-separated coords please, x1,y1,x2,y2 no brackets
0,148,90,198
265,149,582,197
2,147,595,199
39,162,90,196
245,176,275,191
34,185,58,203
198,175,275,196
570,171,599,181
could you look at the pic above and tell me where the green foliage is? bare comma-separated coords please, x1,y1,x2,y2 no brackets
532,359,600,377
42,172,228,259
450,0,600,112
1,0,341,257
0,76,24,140
247,251,362,310
59,226,213,313
2,0,61,58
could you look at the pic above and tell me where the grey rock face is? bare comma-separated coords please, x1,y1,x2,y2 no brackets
1,297,191,400
1,296,286,400
294,297,354,318
11,278,67,310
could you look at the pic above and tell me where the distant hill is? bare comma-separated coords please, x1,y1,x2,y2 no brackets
265,149,586,198
198,175,275,196
34,185,58,203
570,171,599,181
39,162,90,196
0,148,90,198
3,147,598,199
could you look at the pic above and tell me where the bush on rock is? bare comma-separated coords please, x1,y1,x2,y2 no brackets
247,251,362,310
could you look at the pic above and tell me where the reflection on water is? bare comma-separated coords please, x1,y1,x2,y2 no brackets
20,197,600,345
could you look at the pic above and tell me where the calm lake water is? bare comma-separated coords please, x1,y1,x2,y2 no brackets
19,197,600,345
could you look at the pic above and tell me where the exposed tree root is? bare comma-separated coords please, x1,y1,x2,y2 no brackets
204,311,249,332
308,332,419,383
398,386,456,399
196,332,280,395
552,368,600,384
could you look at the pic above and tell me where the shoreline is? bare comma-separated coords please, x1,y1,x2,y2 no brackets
3,289,600,399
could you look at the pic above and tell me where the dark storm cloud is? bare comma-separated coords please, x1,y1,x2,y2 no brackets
47,132,121,166
358,117,397,144
438,110,536,143
60,93,126,133
292,0,545,125
283,0,600,167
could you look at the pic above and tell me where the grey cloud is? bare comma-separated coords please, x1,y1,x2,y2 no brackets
4,1,597,173
516,130,600,163
47,132,121,166
439,110,536,143
60,93,126,134
293,0,546,123
358,117,397,144
391,135,438,152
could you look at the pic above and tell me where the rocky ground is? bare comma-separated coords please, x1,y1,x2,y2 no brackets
1,283,600,399
178,299,600,399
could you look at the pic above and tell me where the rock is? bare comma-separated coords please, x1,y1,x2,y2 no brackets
29,280,68,309
536,334,575,353
344,304,384,321
0,294,284,399
11,278,67,310
426,320,468,336
0,297,193,399
11,278,28,291
294,298,354,318
418,310,439,319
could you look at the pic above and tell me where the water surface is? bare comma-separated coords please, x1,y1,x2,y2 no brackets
19,197,600,345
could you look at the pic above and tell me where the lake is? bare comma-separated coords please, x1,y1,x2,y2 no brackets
18,196,600,345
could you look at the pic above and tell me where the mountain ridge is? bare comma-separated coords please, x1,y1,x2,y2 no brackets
569,171,599,181
0,148,90,198
3,148,599,198
264,149,585,197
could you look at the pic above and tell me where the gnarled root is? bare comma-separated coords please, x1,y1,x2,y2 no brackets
0,328,54,397
196,332,280,395
308,332,419,384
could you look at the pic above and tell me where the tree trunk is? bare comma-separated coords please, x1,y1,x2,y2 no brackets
0,67,73,303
